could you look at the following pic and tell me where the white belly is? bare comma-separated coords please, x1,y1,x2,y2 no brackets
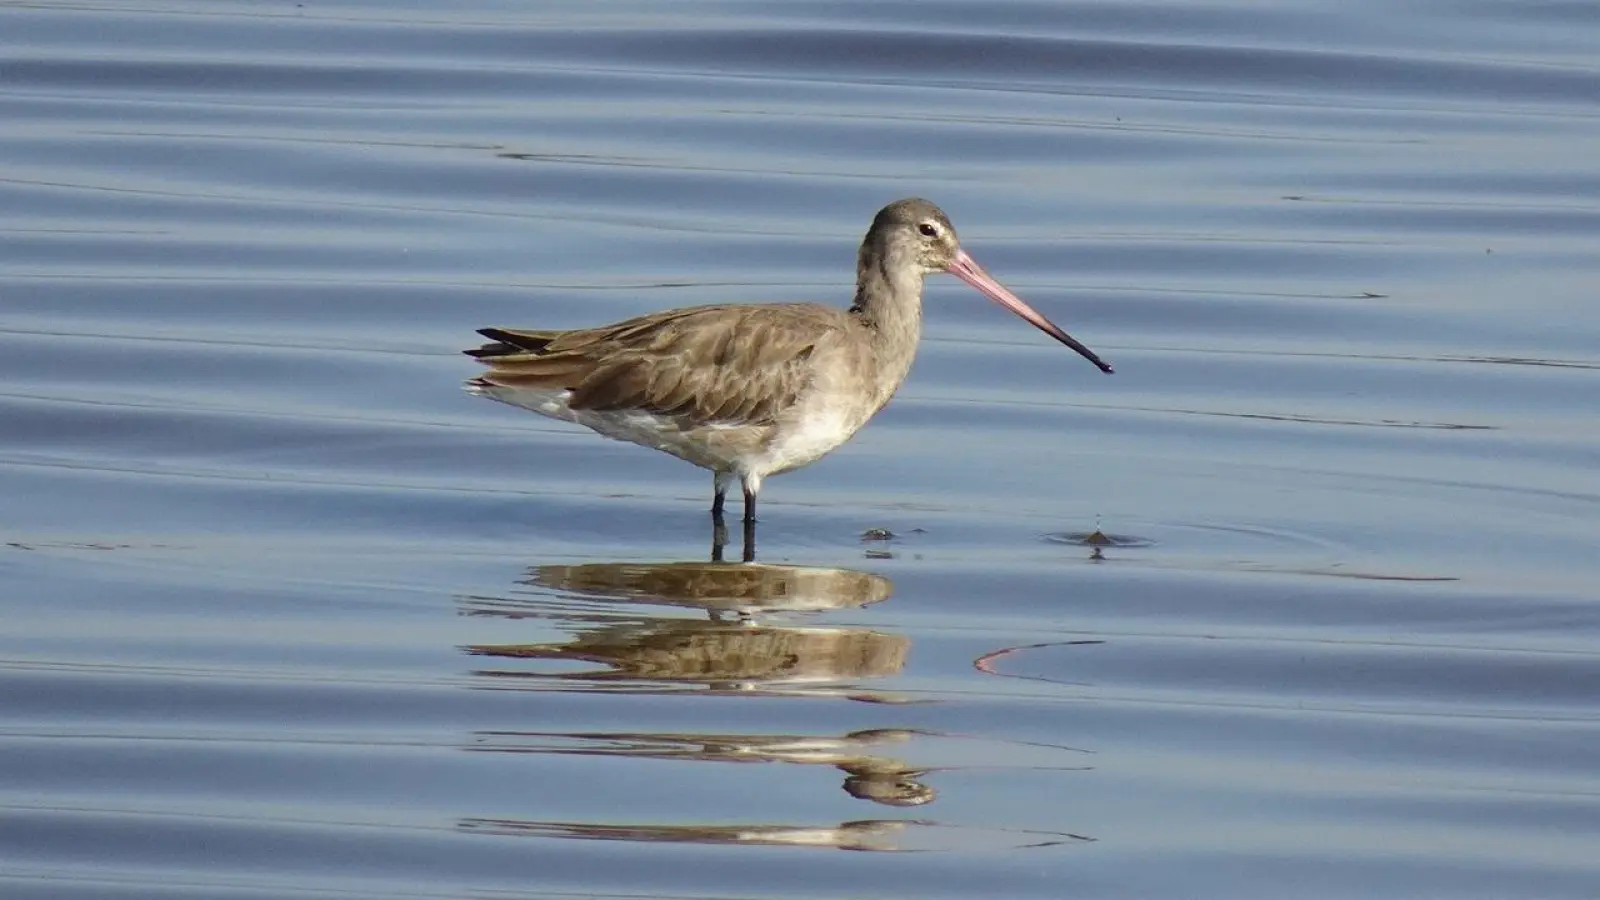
468,382,754,473
756,401,863,476
468,381,868,481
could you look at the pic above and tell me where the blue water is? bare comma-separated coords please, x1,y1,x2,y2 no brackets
2,2,1597,898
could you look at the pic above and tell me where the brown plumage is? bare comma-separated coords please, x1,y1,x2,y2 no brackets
469,303,840,428
466,198,1112,527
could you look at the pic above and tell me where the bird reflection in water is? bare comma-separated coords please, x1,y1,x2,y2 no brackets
470,727,938,807
457,817,1090,853
456,555,1096,850
458,817,920,852
462,558,910,698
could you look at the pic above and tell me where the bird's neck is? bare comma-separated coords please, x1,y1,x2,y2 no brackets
848,247,924,356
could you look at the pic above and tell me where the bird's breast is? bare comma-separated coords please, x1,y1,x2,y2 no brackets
760,398,868,476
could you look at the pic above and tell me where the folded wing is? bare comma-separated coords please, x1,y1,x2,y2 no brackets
467,303,845,428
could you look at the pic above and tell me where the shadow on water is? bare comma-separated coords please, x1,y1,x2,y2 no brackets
453,553,1096,849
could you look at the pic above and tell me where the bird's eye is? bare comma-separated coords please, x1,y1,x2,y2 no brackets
917,222,939,238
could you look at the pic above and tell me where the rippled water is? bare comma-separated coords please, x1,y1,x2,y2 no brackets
3,2,1598,898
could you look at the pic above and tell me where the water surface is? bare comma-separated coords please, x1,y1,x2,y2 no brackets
2,1,1597,898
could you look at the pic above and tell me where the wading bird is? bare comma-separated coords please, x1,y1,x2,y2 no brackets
466,198,1112,550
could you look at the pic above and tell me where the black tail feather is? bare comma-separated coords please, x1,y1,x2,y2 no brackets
465,327,556,358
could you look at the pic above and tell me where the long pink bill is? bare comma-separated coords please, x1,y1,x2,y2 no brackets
946,248,1113,374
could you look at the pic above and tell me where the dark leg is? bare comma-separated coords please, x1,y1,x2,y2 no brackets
708,469,745,562
711,489,729,562
741,487,757,562
710,479,730,562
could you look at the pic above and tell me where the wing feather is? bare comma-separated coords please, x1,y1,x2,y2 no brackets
468,303,844,427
